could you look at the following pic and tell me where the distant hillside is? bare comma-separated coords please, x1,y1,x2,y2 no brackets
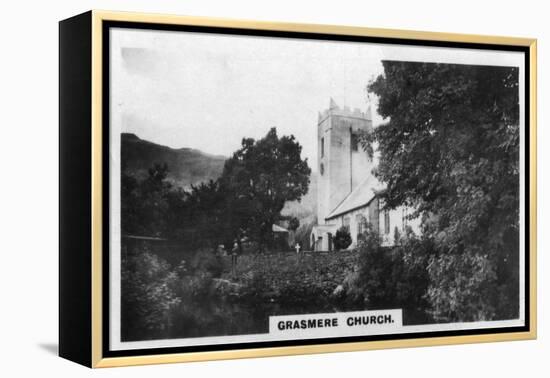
122,132,318,221
121,133,226,189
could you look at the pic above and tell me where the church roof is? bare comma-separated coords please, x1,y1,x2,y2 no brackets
325,174,384,220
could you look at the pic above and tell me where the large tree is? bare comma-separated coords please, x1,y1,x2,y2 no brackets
365,61,520,321
182,180,226,249
121,163,175,237
220,128,311,251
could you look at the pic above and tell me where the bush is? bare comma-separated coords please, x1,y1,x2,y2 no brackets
334,226,352,250
346,225,432,322
239,272,271,302
178,271,215,300
393,230,433,312
189,249,223,277
173,249,223,300
121,247,181,340
277,270,328,305
288,217,300,232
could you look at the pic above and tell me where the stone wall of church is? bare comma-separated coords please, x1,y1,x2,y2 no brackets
331,197,380,248
327,115,353,215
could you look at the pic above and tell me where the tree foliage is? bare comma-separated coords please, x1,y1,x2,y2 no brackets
121,247,181,340
365,61,520,321
349,225,432,324
333,226,352,251
121,163,176,236
288,217,300,232
184,180,227,248
121,128,310,254
220,127,311,251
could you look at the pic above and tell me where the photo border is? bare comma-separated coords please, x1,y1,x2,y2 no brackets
88,10,537,368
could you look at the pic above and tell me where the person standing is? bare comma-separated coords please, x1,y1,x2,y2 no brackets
294,242,302,266
231,240,239,277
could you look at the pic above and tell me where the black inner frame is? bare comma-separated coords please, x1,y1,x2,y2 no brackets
101,20,531,358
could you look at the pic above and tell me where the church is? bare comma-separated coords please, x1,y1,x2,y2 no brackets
311,99,420,251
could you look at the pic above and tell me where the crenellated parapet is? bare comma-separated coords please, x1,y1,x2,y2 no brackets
318,98,372,124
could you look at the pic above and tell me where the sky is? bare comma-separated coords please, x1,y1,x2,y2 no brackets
110,28,524,170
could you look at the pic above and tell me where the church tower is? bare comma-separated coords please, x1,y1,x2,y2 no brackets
316,98,373,225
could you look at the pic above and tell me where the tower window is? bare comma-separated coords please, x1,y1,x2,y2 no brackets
321,137,325,157
351,133,359,151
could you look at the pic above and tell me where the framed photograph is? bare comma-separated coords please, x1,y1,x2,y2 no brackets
59,10,537,368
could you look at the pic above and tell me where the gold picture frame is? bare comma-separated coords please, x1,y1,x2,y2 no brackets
59,10,537,368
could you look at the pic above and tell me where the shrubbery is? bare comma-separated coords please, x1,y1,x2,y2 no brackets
173,249,226,300
346,226,432,323
334,226,352,250
189,249,223,278
239,272,272,302
121,247,181,340
276,269,329,305
366,62,520,322
121,244,228,341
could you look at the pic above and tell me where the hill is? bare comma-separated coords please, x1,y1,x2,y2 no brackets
121,133,318,222
121,133,226,189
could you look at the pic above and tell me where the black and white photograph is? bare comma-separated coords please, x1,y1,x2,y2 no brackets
107,25,527,351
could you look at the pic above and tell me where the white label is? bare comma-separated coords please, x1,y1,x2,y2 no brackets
269,309,403,338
